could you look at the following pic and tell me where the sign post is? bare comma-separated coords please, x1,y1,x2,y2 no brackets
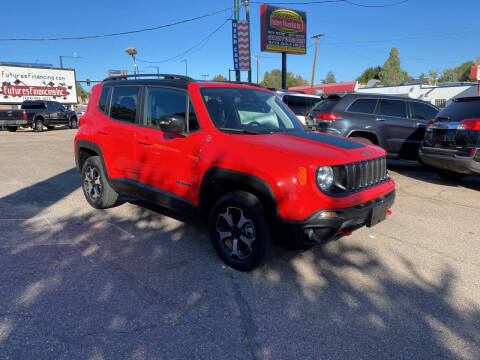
260,4,306,89
470,65,480,96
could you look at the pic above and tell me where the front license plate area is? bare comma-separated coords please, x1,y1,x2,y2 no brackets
367,205,387,227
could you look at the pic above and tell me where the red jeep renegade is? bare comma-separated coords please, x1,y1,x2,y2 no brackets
74,74,395,271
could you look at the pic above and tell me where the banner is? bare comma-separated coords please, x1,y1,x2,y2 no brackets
0,65,77,104
232,20,250,71
260,4,307,54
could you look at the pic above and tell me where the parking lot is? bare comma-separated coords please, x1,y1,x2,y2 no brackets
0,129,479,359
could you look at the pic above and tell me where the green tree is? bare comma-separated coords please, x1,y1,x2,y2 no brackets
379,47,408,85
439,69,458,83
322,71,336,84
455,61,475,81
260,70,308,89
418,73,427,84
356,66,381,84
76,82,90,102
429,70,438,85
212,74,228,81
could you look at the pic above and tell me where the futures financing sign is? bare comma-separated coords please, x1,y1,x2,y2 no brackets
0,64,77,104
260,4,306,54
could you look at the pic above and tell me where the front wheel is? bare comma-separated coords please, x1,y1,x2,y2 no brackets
81,156,119,209
7,126,17,132
209,191,272,271
33,118,43,132
69,117,78,129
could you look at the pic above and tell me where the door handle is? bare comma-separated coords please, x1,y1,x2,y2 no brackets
375,118,386,122
98,131,108,136
137,140,152,146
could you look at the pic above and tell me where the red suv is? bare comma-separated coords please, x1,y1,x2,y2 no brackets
74,74,395,271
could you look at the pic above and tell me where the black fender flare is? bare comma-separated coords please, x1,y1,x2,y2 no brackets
75,139,108,176
198,167,280,220
346,129,383,147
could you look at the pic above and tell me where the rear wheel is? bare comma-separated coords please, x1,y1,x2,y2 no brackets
209,191,272,271
33,118,44,132
46,125,54,130
7,126,17,132
436,169,466,181
81,156,119,209
350,136,373,144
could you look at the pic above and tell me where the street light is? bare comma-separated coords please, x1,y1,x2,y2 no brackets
59,52,82,68
180,59,188,76
125,47,138,75
310,34,324,94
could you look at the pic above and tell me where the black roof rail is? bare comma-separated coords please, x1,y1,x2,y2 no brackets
204,80,265,88
103,73,195,82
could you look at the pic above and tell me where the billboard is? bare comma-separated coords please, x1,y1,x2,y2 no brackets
0,64,77,104
260,4,307,54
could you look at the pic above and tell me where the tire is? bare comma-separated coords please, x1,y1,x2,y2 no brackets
33,118,44,132
46,125,55,130
209,191,272,271
7,126,17,132
436,169,466,181
81,156,119,209
69,117,78,129
350,136,373,144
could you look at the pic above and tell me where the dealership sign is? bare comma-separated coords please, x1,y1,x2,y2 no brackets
0,65,77,104
260,4,306,54
232,20,250,71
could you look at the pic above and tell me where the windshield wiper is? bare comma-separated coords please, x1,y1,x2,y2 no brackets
218,128,262,134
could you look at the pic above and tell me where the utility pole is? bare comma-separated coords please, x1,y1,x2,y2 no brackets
256,54,259,84
243,0,252,83
180,59,188,76
310,34,324,95
234,0,241,82
281,53,287,89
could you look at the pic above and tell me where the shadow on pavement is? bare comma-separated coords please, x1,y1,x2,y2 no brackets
0,169,479,359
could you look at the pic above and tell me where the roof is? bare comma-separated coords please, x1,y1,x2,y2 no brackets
290,81,357,95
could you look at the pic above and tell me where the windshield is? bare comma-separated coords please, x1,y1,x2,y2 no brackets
200,87,304,134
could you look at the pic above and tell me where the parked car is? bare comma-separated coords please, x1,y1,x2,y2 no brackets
21,100,78,132
419,96,480,179
276,91,323,124
74,74,395,271
0,108,28,132
305,93,440,160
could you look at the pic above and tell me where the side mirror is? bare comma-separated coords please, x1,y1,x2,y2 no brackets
159,114,186,134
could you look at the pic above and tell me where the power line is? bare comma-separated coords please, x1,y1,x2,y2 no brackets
0,7,232,41
137,19,230,64
249,0,408,6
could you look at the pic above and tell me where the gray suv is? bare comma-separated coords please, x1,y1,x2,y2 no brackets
306,93,439,159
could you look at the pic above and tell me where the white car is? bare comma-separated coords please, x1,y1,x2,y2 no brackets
276,91,323,125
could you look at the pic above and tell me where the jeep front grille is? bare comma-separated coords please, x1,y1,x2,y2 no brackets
343,157,387,192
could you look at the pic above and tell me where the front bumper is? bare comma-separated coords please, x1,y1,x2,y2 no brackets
419,148,480,175
278,190,395,247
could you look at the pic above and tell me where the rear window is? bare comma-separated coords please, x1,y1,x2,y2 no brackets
347,99,377,114
436,98,480,122
311,99,338,114
284,95,308,115
21,103,46,110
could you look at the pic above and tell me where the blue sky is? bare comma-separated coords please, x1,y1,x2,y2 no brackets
2,0,479,90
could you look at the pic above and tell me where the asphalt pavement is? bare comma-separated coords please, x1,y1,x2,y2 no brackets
0,129,479,359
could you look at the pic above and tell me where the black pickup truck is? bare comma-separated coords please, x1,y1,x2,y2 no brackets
0,100,78,132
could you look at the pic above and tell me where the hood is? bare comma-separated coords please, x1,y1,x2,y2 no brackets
229,131,385,166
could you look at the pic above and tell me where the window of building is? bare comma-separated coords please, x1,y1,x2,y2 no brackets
435,99,447,108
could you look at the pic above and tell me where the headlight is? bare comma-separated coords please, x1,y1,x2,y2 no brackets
316,166,334,191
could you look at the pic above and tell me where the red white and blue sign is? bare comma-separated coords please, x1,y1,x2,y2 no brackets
232,20,250,71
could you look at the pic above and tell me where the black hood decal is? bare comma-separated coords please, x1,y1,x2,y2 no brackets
284,131,365,150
